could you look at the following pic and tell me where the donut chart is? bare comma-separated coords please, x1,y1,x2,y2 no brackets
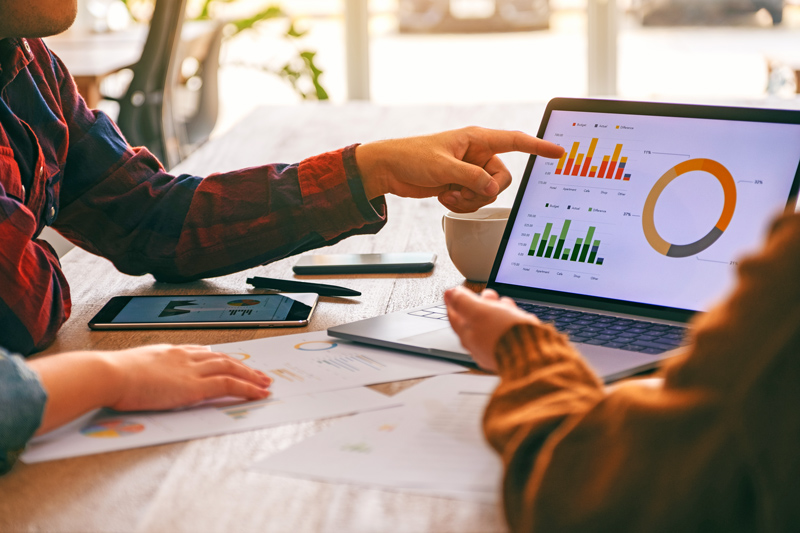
294,341,338,351
642,158,736,258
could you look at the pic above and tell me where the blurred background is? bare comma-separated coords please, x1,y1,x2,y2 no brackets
70,0,800,134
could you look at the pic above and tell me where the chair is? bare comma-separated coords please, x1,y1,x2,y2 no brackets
113,0,188,170
172,21,225,159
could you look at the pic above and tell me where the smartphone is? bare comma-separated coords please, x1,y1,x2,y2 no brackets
293,252,436,275
88,293,319,330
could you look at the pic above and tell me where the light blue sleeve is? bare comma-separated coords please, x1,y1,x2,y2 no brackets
0,347,47,476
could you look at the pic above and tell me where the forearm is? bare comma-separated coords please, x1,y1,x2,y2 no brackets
52,45,385,282
485,323,604,454
27,351,119,436
56,143,386,282
484,324,608,531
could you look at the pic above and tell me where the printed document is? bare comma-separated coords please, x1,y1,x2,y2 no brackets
250,374,502,502
23,331,465,463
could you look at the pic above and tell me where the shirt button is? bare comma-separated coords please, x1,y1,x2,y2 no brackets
21,185,26,200
49,207,56,219
39,166,45,178
22,39,31,53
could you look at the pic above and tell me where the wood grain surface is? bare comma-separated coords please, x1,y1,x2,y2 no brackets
0,102,549,532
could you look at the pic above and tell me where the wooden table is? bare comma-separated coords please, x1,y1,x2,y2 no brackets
0,102,548,532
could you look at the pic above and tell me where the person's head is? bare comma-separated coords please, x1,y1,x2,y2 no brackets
0,0,77,40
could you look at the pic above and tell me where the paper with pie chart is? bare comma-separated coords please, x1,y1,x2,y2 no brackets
22,386,400,464
21,331,466,463
496,109,800,312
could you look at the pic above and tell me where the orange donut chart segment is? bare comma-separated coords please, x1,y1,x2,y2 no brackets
642,158,736,258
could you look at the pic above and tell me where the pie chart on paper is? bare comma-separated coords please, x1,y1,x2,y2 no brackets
80,419,145,438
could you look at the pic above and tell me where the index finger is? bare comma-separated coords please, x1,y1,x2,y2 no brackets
478,129,565,159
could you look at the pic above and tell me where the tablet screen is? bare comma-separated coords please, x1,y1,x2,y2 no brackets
494,107,800,313
109,295,307,324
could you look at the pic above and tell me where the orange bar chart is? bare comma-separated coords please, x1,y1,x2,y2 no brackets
560,142,580,175
555,152,567,174
597,156,610,178
571,154,584,176
605,144,623,179
579,138,598,177
554,138,632,181
614,157,628,180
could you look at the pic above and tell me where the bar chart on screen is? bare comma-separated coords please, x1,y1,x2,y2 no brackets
553,137,634,181
527,218,606,265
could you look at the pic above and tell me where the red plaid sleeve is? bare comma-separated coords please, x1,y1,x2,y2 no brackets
0,38,386,355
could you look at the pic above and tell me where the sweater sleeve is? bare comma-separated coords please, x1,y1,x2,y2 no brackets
483,212,800,532
0,348,47,476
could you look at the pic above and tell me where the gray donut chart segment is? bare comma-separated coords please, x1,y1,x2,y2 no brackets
665,226,724,258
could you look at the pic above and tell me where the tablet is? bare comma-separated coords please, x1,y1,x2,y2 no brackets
89,294,319,329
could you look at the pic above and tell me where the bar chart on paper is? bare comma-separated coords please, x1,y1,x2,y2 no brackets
528,219,606,265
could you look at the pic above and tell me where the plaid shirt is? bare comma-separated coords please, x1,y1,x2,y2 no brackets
0,37,387,356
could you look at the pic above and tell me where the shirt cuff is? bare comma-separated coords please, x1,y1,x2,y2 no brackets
0,350,47,475
342,144,387,222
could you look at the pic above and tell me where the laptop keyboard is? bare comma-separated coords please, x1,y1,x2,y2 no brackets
409,303,687,355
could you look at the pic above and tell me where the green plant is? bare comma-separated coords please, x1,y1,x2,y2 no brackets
121,0,328,100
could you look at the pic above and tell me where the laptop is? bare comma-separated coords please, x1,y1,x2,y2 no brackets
329,98,800,382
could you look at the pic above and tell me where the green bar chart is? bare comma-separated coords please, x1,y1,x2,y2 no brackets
528,219,605,265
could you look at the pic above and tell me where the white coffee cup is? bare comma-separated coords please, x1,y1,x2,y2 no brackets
442,207,511,282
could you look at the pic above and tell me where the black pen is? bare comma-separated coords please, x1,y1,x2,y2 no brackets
246,276,361,297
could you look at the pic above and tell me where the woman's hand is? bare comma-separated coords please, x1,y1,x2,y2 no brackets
29,344,271,435
106,344,271,411
356,127,565,213
445,287,540,371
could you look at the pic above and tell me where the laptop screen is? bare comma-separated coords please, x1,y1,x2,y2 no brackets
492,101,800,318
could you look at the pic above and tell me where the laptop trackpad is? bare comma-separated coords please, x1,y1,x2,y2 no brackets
399,327,469,355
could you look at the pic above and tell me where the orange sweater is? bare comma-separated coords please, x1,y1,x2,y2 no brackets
484,212,800,532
